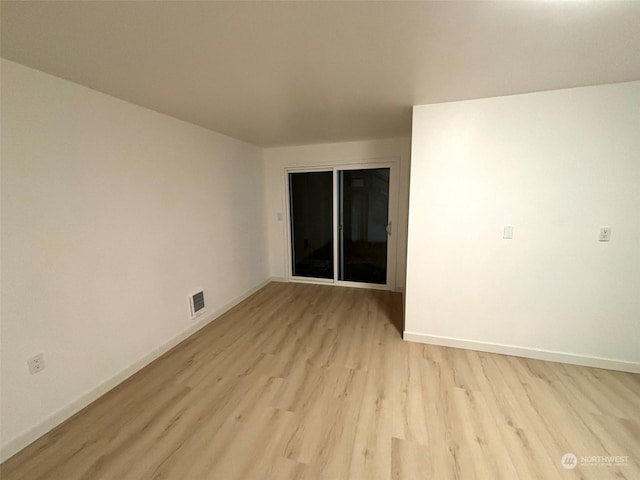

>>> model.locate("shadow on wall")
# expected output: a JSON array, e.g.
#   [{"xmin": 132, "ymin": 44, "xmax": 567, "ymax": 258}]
[{"xmin": 373, "ymin": 290, "xmax": 404, "ymax": 337}]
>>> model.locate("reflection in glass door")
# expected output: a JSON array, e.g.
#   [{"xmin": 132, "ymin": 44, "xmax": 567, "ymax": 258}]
[
  {"xmin": 289, "ymin": 171, "xmax": 334, "ymax": 279},
  {"xmin": 338, "ymin": 168, "xmax": 390, "ymax": 284}
]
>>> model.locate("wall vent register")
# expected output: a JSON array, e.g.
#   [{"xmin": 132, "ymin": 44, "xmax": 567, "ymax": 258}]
[{"xmin": 189, "ymin": 290, "xmax": 206, "ymax": 319}]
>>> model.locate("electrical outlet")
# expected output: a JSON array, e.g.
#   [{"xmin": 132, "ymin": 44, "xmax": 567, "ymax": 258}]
[{"xmin": 28, "ymin": 353, "xmax": 45, "ymax": 374}]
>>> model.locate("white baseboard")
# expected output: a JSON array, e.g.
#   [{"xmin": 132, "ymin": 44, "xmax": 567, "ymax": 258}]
[
  {"xmin": 403, "ymin": 331, "xmax": 640, "ymax": 374},
  {"xmin": 0, "ymin": 278, "xmax": 273, "ymax": 463},
  {"xmin": 268, "ymin": 276, "xmax": 287, "ymax": 283}
]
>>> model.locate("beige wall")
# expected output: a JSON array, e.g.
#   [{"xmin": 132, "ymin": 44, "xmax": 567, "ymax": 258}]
[
  {"xmin": 263, "ymin": 138, "xmax": 411, "ymax": 290},
  {"xmin": 406, "ymin": 81, "xmax": 640, "ymax": 372},
  {"xmin": 0, "ymin": 60, "xmax": 269, "ymax": 458}
]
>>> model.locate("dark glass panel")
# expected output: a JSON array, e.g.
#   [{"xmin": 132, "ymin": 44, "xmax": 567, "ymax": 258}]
[
  {"xmin": 289, "ymin": 172, "xmax": 334, "ymax": 279},
  {"xmin": 339, "ymin": 168, "xmax": 389, "ymax": 284}
]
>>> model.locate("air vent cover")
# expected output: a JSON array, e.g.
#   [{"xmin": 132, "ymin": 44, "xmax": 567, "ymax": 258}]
[{"xmin": 189, "ymin": 290, "xmax": 206, "ymax": 319}]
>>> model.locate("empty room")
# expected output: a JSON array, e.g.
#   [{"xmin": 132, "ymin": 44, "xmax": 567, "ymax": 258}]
[{"xmin": 1, "ymin": 1, "xmax": 638, "ymax": 479}]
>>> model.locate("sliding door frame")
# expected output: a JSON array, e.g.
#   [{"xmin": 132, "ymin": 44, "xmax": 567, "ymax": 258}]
[
  {"xmin": 285, "ymin": 167, "xmax": 335, "ymax": 285},
  {"xmin": 283, "ymin": 159, "xmax": 399, "ymax": 291}
]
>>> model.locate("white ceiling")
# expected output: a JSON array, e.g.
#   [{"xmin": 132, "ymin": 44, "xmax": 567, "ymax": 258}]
[{"xmin": 2, "ymin": 1, "xmax": 639, "ymax": 147}]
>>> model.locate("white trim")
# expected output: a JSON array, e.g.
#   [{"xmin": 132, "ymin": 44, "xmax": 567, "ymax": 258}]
[
  {"xmin": 290, "ymin": 276, "xmax": 334, "ymax": 285},
  {"xmin": 335, "ymin": 280, "xmax": 394, "ymax": 291},
  {"xmin": 284, "ymin": 166, "xmax": 337, "ymax": 286},
  {"xmin": 333, "ymin": 168, "xmax": 339, "ymax": 287},
  {"xmin": 0, "ymin": 277, "xmax": 274, "ymax": 463},
  {"xmin": 402, "ymin": 331, "xmax": 640, "ymax": 374},
  {"xmin": 268, "ymin": 276, "xmax": 287, "ymax": 283},
  {"xmin": 285, "ymin": 277, "xmax": 400, "ymax": 292}
]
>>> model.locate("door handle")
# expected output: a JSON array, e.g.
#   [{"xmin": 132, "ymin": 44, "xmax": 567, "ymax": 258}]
[{"xmin": 386, "ymin": 222, "xmax": 392, "ymax": 236}]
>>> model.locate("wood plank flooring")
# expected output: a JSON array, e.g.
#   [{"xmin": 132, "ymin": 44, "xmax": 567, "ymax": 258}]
[{"xmin": 2, "ymin": 282, "xmax": 639, "ymax": 479}]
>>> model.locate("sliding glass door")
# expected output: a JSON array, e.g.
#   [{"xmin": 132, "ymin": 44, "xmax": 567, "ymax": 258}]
[
  {"xmin": 289, "ymin": 171, "xmax": 334, "ymax": 279},
  {"xmin": 288, "ymin": 165, "xmax": 393, "ymax": 287},
  {"xmin": 338, "ymin": 168, "xmax": 389, "ymax": 284}
]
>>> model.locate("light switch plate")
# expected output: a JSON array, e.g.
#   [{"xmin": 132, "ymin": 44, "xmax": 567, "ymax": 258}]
[
  {"xmin": 503, "ymin": 225, "xmax": 514, "ymax": 239},
  {"xmin": 599, "ymin": 227, "xmax": 611, "ymax": 242}
]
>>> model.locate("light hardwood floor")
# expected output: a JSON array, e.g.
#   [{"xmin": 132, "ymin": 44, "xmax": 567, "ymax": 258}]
[{"xmin": 2, "ymin": 282, "xmax": 639, "ymax": 479}]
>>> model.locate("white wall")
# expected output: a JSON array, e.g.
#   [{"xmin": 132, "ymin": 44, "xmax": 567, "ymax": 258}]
[
  {"xmin": 0, "ymin": 60, "xmax": 269, "ymax": 458},
  {"xmin": 263, "ymin": 138, "xmax": 411, "ymax": 289},
  {"xmin": 405, "ymin": 81, "xmax": 640, "ymax": 372}
]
